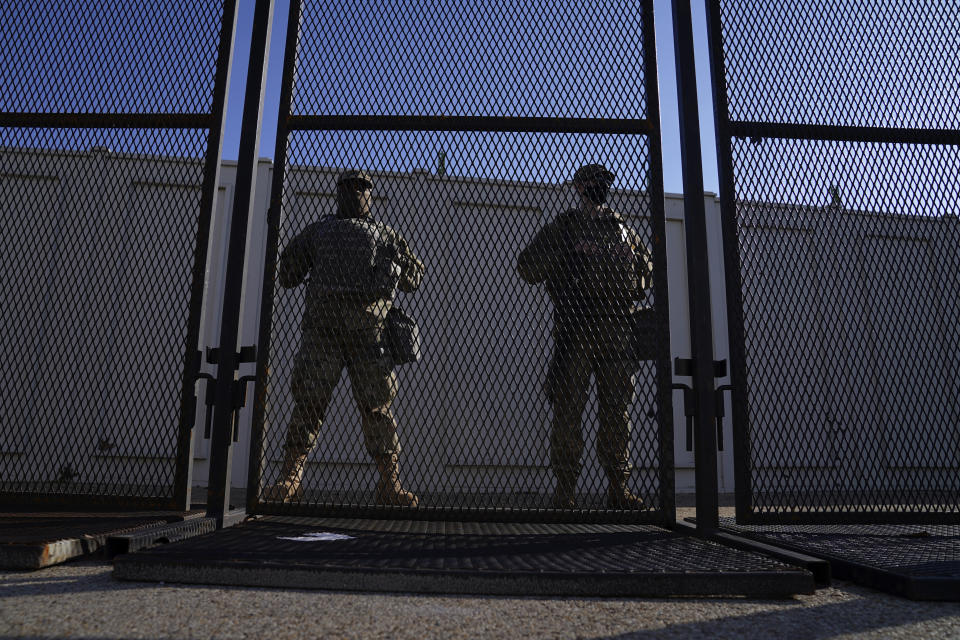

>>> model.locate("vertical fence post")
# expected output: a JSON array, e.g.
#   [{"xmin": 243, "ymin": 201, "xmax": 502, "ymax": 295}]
[
  {"xmin": 244, "ymin": 0, "xmax": 302, "ymax": 517},
  {"xmin": 206, "ymin": 0, "xmax": 276, "ymax": 526},
  {"xmin": 174, "ymin": 0, "xmax": 241, "ymax": 514},
  {"xmin": 642, "ymin": 0, "xmax": 677, "ymax": 525},
  {"xmin": 671, "ymin": 0, "xmax": 720, "ymax": 530},
  {"xmin": 702, "ymin": 0, "xmax": 752, "ymax": 523}
]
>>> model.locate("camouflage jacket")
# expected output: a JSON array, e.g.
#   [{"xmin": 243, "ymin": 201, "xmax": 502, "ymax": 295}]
[{"xmin": 278, "ymin": 215, "xmax": 425, "ymax": 331}]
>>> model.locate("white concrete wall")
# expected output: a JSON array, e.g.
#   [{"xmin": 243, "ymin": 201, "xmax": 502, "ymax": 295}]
[
  {"xmin": 736, "ymin": 203, "xmax": 960, "ymax": 494},
  {"xmin": 0, "ymin": 147, "xmax": 216, "ymax": 488},
  {"xmin": 0, "ymin": 147, "xmax": 733, "ymax": 494},
  {"xmin": 26, "ymin": 148, "xmax": 941, "ymax": 499},
  {"xmin": 213, "ymin": 166, "xmax": 960, "ymax": 497}
]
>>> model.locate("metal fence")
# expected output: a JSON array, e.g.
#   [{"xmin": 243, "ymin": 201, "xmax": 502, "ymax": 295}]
[
  {"xmin": 11, "ymin": 0, "xmax": 953, "ymax": 528},
  {"xmin": 0, "ymin": 1, "xmax": 237, "ymax": 510},
  {"xmin": 244, "ymin": 0, "xmax": 676, "ymax": 523},
  {"xmin": 706, "ymin": 0, "xmax": 960, "ymax": 523}
]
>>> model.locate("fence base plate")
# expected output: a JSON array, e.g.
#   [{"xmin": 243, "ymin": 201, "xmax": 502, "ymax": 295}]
[
  {"xmin": 0, "ymin": 511, "xmax": 202, "ymax": 570},
  {"xmin": 113, "ymin": 516, "xmax": 814, "ymax": 597},
  {"xmin": 710, "ymin": 518, "xmax": 960, "ymax": 601}
]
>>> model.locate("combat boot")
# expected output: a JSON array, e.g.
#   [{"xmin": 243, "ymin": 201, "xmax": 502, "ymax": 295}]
[
  {"xmin": 374, "ymin": 454, "xmax": 419, "ymax": 507},
  {"xmin": 550, "ymin": 469, "xmax": 578, "ymax": 509},
  {"xmin": 605, "ymin": 469, "xmax": 645, "ymax": 510},
  {"xmin": 263, "ymin": 450, "xmax": 307, "ymax": 503}
]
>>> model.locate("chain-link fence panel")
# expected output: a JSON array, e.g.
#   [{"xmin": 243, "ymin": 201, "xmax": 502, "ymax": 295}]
[
  {"xmin": 706, "ymin": 0, "xmax": 960, "ymax": 523},
  {"xmin": 0, "ymin": 1, "xmax": 236, "ymax": 509},
  {"xmin": 247, "ymin": 0, "xmax": 675, "ymax": 523}
]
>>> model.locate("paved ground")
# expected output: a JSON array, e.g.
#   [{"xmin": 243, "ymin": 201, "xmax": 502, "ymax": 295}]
[
  {"xmin": 1, "ymin": 507, "xmax": 958, "ymax": 639},
  {"xmin": 1, "ymin": 557, "xmax": 959, "ymax": 640}
]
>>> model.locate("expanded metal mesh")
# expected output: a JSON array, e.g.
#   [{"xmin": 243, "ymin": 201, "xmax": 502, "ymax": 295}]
[
  {"xmin": 718, "ymin": 1, "xmax": 959, "ymax": 130},
  {"xmin": 289, "ymin": 2, "xmax": 649, "ymax": 119},
  {"xmin": 249, "ymin": 0, "xmax": 674, "ymax": 522},
  {"xmin": 0, "ymin": 3, "xmax": 224, "ymax": 115},
  {"xmin": 709, "ymin": 0, "xmax": 960, "ymax": 522},
  {"xmin": 719, "ymin": 518, "xmax": 960, "ymax": 586},
  {"xmin": 0, "ymin": 2, "xmax": 232, "ymax": 508}
]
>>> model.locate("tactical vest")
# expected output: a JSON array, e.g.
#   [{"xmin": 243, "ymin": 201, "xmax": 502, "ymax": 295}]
[
  {"xmin": 562, "ymin": 213, "xmax": 638, "ymax": 303},
  {"xmin": 305, "ymin": 216, "xmax": 384, "ymax": 299}
]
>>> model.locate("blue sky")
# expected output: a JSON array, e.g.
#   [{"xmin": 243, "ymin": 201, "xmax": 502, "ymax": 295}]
[{"xmin": 220, "ymin": 0, "xmax": 721, "ymax": 196}]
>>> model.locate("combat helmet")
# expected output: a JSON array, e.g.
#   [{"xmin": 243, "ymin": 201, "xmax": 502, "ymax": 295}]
[
  {"xmin": 336, "ymin": 169, "xmax": 374, "ymax": 189},
  {"xmin": 573, "ymin": 163, "xmax": 615, "ymax": 187}
]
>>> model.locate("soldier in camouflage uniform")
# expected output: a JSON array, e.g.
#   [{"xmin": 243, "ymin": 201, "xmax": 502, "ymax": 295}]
[
  {"xmin": 517, "ymin": 164, "xmax": 651, "ymax": 510},
  {"xmin": 265, "ymin": 170, "xmax": 425, "ymax": 506}
]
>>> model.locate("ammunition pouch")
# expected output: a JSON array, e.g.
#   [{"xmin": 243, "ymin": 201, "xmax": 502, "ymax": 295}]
[
  {"xmin": 372, "ymin": 257, "xmax": 402, "ymax": 298},
  {"xmin": 384, "ymin": 306, "xmax": 421, "ymax": 365}
]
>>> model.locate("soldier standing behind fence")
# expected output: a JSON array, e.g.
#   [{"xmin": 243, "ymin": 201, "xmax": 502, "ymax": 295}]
[
  {"xmin": 265, "ymin": 170, "xmax": 425, "ymax": 506},
  {"xmin": 517, "ymin": 164, "xmax": 652, "ymax": 509}
]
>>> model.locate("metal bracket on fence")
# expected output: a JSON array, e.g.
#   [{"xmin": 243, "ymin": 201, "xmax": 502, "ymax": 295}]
[
  {"xmin": 674, "ymin": 357, "xmax": 726, "ymax": 378},
  {"xmin": 194, "ymin": 371, "xmax": 216, "ymax": 439},
  {"xmin": 206, "ymin": 345, "xmax": 258, "ymax": 366},
  {"xmin": 674, "ymin": 358, "xmax": 729, "ymax": 452},
  {"xmin": 231, "ymin": 375, "xmax": 257, "ymax": 442},
  {"xmin": 198, "ymin": 346, "xmax": 257, "ymax": 439},
  {"xmin": 713, "ymin": 385, "xmax": 733, "ymax": 452},
  {"xmin": 671, "ymin": 382, "xmax": 695, "ymax": 451}
]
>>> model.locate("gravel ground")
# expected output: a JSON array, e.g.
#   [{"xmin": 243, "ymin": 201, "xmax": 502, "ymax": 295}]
[{"xmin": 1, "ymin": 557, "xmax": 959, "ymax": 640}]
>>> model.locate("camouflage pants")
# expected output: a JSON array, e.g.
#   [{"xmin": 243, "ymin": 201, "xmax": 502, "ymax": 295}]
[
  {"xmin": 284, "ymin": 325, "xmax": 400, "ymax": 459},
  {"xmin": 546, "ymin": 318, "xmax": 635, "ymax": 477}
]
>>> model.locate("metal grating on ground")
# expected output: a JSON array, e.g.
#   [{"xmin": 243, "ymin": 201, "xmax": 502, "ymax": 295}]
[
  {"xmin": 714, "ymin": 518, "xmax": 960, "ymax": 601},
  {"xmin": 255, "ymin": 516, "xmax": 662, "ymax": 535},
  {"xmin": 113, "ymin": 517, "xmax": 814, "ymax": 597},
  {"xmin": 0, "ymin": 511, "xmax": 201, "ymax": 570}
]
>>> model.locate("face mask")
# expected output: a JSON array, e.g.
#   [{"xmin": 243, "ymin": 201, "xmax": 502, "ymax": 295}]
[
  {"xmin": 337, "ymin": 182, "xmax": 371, "ymax": 217},
  {"xmin": 582, "ymin": 183, "xmax": 609, "ymax": 205}
]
